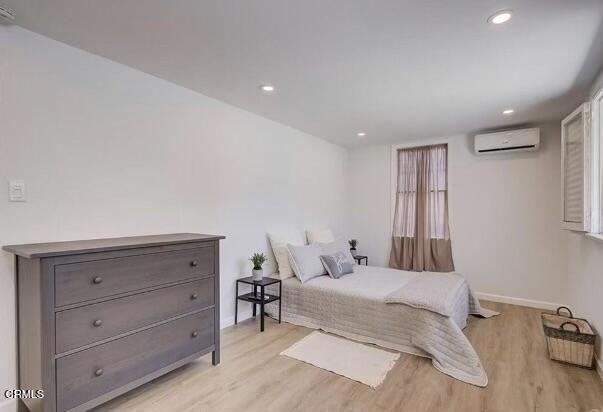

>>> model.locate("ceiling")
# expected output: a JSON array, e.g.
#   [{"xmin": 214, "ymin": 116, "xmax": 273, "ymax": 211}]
[{"xmin": 4, "ymin": 0, "xmax": 603, "ymax": 147}]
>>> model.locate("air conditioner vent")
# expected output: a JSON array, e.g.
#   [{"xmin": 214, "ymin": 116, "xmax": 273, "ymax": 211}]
[{"xmin": 474, "ymin": 128, "xmax": 540, "ymax": 155}]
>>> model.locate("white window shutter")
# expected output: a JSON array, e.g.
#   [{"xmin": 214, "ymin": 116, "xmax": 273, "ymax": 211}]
[{"xmin": 561, "ymin": 103, "xmax": 591, "ymax": 231}]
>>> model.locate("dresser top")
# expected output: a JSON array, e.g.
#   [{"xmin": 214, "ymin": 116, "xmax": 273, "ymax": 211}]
[{"xmin": 3, "ymin": 233, "xmax": 225, "ymax": 259}]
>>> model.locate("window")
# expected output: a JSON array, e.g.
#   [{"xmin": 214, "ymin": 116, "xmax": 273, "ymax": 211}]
[
  {"xmin": 563, "ymin": 88, "xmax": 603, "ymax": 236},
  {"xmin": 389, "ymin": 144, "xmax": 454, "ymax": 272},
  {"xmin": 394, "ymin": 147, "xmax": 448, "ymax": 238},
  {"xmin": 561, "ymin": 103, "xmax": 591, "ymax": 231}
]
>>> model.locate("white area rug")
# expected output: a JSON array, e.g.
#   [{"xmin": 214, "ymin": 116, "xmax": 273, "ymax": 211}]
[{"xmin": 280, "ymin": 331, "xmax": 400, "ymax": 388}]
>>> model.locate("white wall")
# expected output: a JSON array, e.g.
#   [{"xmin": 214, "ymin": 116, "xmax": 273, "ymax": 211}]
[
  {"xmin": 0, "ymin": 26, "xmax": 349, "ymax": 409},
  {"xmin": 565, "ymin": 67, "xmax": 603, "ymax": 373},
  {"xmin": 349, "ymin": 123, "xmax": 568, "ymax": 306}
]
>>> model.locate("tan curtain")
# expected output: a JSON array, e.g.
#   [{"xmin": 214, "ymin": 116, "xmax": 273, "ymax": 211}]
[{"xmin": 389, "ymin": 144, "xmax": 455, "ymax": 272}]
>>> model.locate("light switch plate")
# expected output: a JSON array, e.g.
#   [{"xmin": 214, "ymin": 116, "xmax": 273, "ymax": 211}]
[{"xmin": 8, "ymin": 180, "xmax": 26, "ymax": 202}]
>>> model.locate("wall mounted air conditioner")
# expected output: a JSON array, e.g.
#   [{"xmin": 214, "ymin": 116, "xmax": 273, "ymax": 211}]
[{"xmin": 474, "ymin": 128, "xmax": 540, "ymax": 155}]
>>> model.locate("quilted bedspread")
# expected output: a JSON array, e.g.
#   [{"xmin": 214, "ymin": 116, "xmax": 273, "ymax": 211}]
[
  {"xmin": 384, "ymin": 271, "xmax": 498, "ymax": 319},
  {"xmin": 265, "ymin": 265, "xmax": 499, "ymax": 387}
]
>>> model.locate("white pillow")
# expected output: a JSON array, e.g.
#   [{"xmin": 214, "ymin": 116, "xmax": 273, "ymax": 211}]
[
  {"xmin": 306, "ymin": 228, "xmax": 335, "ymax": 244},
  {"xmin": 268, "ymin": 231, "xmax": 306, "ymax": 280},
  {"xmin": 287, "ymin": 243, "xmax": 327, "ymax": 283},
  {"xmin": 319, "ymin": 240, "xmax": 356, "ymax": 265}
]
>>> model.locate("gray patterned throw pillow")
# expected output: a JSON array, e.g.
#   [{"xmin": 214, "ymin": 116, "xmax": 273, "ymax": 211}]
[{"xmin": 320, "ymin": 252, "xmax": 354, "ymax": 279}]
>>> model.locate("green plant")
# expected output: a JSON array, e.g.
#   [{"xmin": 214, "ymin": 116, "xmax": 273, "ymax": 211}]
[
  {"xmin": 250, "ymin": 252, "xmax": 268, "ymax": 270},
  {"xmin": 348, "ymin": 239, "xmax": 358, "ymax": 249}
]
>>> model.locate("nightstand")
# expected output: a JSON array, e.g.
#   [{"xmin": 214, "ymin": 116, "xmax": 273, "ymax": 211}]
[
  {"xmin": 235, "ymin": 276, "xmax": 281, "ymax": 331},
  {"xmin": 353, "ymin": 255, "xmax": 368, "ymax": 265}
]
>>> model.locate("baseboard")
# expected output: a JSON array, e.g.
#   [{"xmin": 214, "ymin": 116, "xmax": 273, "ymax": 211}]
[
  {"xmin": 476, "ymin": 292, "xmax": 564, "ymax": 311},
  {"xmin": 0, "ymin": 399, "xmax": 16, "ymax": 412},
  {"xmin": 596, "ymin": 354, "xmax": 603, "ymax": 382}
]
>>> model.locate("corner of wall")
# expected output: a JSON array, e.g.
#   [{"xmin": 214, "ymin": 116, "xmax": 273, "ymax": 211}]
[
  {"xmin": 591, "ymin": 67, "xmax": 603, "ymax": 98},
  {"xmin": 220, "ymin": 309, "xmax": 253, "ymax": 330}
]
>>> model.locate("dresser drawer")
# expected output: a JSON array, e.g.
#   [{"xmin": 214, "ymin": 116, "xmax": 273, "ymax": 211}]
[
  {"xmin": 55, "ymin": 277, "xmax": 214, "ymax": 354},
  {"xmin": 55, "ymin": 246, "xmax": 214, "ymax": 307},
  {"xmin": 56, "ymin": 309, "xmax": 213, "ymax": 412}
]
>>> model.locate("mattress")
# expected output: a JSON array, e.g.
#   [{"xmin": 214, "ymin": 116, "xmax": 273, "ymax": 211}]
[{"xmin": 266, "ymin": 265, "xmax": 492, "ymax": 386}]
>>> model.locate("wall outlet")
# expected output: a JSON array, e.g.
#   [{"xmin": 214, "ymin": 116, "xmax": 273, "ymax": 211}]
[{"xmin": 8, "ymin": 180, "xmax": 26, "ymax": 202}]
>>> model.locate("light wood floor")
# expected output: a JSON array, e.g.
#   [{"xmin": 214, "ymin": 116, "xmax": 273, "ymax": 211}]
[{"xmin": 95, "ymin": 302, "xmax": 603, "ymax": 412}]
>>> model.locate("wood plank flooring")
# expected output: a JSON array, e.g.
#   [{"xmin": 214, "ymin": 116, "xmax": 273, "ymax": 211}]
[{"xmin": 94, "ymin": 302, "xmax": 603, "ymax": 412}]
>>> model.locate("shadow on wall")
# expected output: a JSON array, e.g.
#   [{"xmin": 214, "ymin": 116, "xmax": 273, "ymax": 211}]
[
  {"xmin": 523, "ymin": 19, "xmax": 603, "ymax": 123},
  {"xmin": 572, "ymin": 17, "xmax": 603, "ymax": 94},
  {"xmin": 516, "ymin": 20, "xmax": 603, "ymax": 124}
]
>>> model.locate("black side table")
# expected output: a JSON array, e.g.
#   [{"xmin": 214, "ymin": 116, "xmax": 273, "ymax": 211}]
[
  {"xmin": 235, "ymin": 276, "xmax": 281, "ymax": 331},
  {"xmin": 353, "ymin": 255, "xmax": 368, "ymax": 265}
]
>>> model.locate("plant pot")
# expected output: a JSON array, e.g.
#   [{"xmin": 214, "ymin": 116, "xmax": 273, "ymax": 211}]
[
  {"xmin": 252, "ymin": 268, "xmax": 263, "ymax": 281},
  {"xmin": 350, "ymin": 248, "xmax": 357, "ymax": 257}
]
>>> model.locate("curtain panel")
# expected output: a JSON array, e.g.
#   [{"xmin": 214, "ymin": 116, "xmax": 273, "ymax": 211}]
[{"xmin": 389, "ymin": 144, "xmax": 455, "ymax": 272}]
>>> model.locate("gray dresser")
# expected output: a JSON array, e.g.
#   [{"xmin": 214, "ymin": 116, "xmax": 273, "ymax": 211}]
[{"xmin": 3, "ymin": 233, "xmax": 224, "ymax": 412}]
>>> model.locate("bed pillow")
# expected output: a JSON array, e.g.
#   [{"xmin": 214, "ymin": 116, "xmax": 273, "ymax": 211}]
[
  {"xmin": 319, "ymin": 240, "xmax": 356, "ymax": 265},
  {"xmin": 268, "ymin": 231, "xmax": 306, "ymax": 280},
  {"xmin": 306, "ymin": 228, "xmax": 335, "ymax": 244},
  {"xmin": 287, "ymin": 243, "xmax": 327, "ymax": 283},
  {"xmin": 320, "ymin": 252, "xmax": 354, "ymax": 279}
]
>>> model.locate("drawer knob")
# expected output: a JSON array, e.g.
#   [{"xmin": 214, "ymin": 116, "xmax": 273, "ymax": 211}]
[
  {"xmin": 191, "ymin": 331, "xmax": 199, "ymax": 338},
  {"xmin": 94, "ymin": 368, "xmax": 104, "ymax": 377},
  {"xmin": 190, "ymin": 260, "xmax": 198, "ymax": 267},
  {"xmin": 93, "ymin": 319, "xmax": 103, "ymax": 327},
  {"xmin": 92, "ymin": 276, "xmax": 103, "ymax": 285},
  {"xmin": 191, "ymin": 293, "xmax": 198, "ymax": 300}
]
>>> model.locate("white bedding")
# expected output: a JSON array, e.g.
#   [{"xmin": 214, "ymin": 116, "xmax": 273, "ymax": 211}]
[
  {"xmin": 266, "ymin": 265, "xmax": 496, "ymax": 386},
  {"xmin": 385, "ymin": 272, "xmax": 468, "ymax": 316}
]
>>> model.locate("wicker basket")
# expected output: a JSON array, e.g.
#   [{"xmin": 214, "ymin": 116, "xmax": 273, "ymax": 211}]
[{"xmin": 541, "ymin": 306, "xmax": 596, "ymax": 369}]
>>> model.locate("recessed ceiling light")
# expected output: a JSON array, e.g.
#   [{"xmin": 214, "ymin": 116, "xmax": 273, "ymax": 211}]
[
  {"xmin": 259, "ymin": 84, "xmax": 275, "ymax": 93},
  {"xmin": 488, "ymin": 10, "xmax": 513, "ymax": 25},
  {"xmin": 357, "ymin": 132, "xmax": 366, "ymax": 137},
  {"xmin": 502, "ymin": 109, "xmax": 514, "ymax": 115}
]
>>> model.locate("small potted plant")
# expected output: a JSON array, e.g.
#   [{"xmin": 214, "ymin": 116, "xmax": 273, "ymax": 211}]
[
  {"xmin": 250, "ymin": 252, "xmax": 268, "ymax": 281},
  {"xmin": 348, "ymin": 239, "xmax": 358, "ymax": 256}
]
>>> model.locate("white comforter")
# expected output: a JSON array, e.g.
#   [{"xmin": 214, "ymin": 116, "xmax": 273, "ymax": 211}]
[
  {"xmin": 385, "ymin": 271, "xmax": 498, "ymax": 319},
  {"xmin": 266, "ymin": 265, "xmax": 497, "ymax": 386}
]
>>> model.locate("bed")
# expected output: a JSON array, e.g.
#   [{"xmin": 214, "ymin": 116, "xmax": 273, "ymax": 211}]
[{"xmin": 266, "ymin": 265, "xmax": 496, "ymax": 386}]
